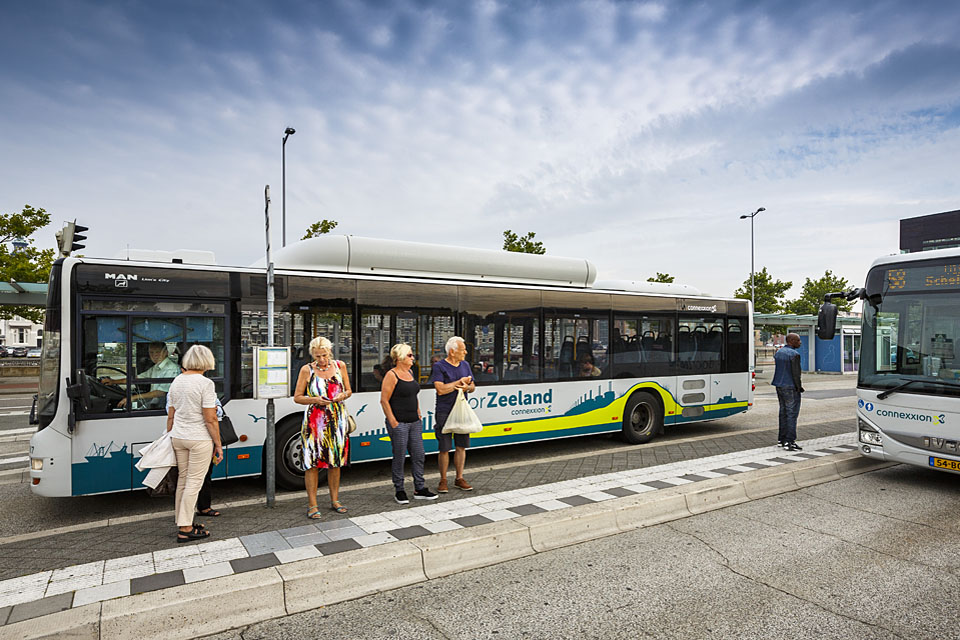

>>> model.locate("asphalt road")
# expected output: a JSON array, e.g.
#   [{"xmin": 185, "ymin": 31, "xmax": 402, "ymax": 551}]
[
  {"xmin": 202, "ymin": 462, "xmax": 960, "ymax": 640},
  {"xmin": 0, "ymin": 374, "xmax": 857, "ymax": 539}
]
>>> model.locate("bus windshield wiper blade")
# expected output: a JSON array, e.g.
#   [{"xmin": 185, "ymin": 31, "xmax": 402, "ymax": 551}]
[{"xmin": 877, "ymin": 378, "xmax": 960, "ymax": 400}]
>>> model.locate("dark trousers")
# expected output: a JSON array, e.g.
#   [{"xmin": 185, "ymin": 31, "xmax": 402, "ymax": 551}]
[
  {"xmin": 776, "ymin": 387, "xmax": 801, "ymax": 443},
  {"xmin": 388, "ymin": 419, "xmax": 426, "ymax": 492},
  {"xmin": 196, "ymin": 463, "xmax": 213, "ymax": 512}
]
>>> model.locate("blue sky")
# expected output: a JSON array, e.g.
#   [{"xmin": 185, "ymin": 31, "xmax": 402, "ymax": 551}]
[{"xmin": 2, "ymin": 0, "xmax": 959, "ymax": 299}]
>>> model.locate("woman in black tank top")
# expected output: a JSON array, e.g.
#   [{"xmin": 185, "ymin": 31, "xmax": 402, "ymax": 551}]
[{"xmin": 380, "ymin": 343, "xmax": 437, "ymax": 504}]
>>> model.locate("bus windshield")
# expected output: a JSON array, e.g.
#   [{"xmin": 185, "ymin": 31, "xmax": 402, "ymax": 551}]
[{"xmin": 860, "ymin": 263, "xmax": 960, "ymax": 397}]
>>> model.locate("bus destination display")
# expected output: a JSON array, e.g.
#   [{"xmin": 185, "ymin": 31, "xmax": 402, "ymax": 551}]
[{"xmin": 887, "ymin": 263, "xmax": 960, "ymax": 292}]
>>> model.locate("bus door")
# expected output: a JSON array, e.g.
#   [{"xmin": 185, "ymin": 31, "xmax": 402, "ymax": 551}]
[
  {"xmin": 74, "ymin": 300, "xmax": 228, "ymax": 495},
  {"xmin": 677, "ymin": 315, "xmax": 724, "ymax": 418}
]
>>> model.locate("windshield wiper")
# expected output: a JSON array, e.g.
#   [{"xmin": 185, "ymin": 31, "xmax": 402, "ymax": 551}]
[{"xmin": 877, "ymin": 378, "xmax": 960, "ymax": 400}]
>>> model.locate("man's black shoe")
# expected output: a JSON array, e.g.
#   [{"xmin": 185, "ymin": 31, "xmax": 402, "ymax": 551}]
[
  {"xmin": 785, "ymin": 442, "xmax": 803, "ymax": 451},
  {"xmin": 414, "ymin": 488, "xmax": 438, "ymax": 500},
  {"xmin": 777, "ymin": 441, "xmax": 784, "ymax": 448},
  {"xmin": 395, "ymin": 491, "xmax": 409, "ymax": 505}
]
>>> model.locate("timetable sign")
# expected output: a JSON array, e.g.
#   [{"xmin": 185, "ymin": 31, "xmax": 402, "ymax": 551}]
[{"xmin": 255, "ymin": 346, "xmax": 291, "ymax": 399}]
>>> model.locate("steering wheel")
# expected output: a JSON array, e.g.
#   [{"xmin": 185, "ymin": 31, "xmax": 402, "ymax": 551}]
[
  {"xmin": 95, "ymin": 365, "xmax": 128, "ymax": 379},
  {"xmin": 81, "ymin": 370, "xmax": 127, "ymax": 403}
]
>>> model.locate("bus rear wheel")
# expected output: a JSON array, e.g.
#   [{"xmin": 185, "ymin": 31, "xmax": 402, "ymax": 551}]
[
  {"xmin": 622, "ymin": 391, "xmax": 663, "ymax": 444},
  {"xmin": 275, "ymin": 419, "xmax": 325, "ymax": 490}
]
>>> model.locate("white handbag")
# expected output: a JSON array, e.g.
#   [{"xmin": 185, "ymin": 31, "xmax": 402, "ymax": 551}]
[{"xmin": 441, "ymin": 389, "xmax": 484, "ymax": 434}]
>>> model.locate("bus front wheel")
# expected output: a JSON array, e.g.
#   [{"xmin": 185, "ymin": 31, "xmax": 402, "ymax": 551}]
[
  {"xmin": 274, "ymin": 419, "xmax": 326, "ymax": 490},
  {"xmin": 622, "ymin": 391, "xmax": 663, "ymax": 444}
]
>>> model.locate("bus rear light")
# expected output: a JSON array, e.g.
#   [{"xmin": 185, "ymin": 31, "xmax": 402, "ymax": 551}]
[
  {"xmin": 752, "ymin": 384, "xmax": 756, "ymax": 391},
  {"xmin": 239, "ymin": 435, "xmax": 248, "ymax": 442},
  {"xmin": 236, "ymin": 454, "xmax": 250, "ymax": 460},
  {"xmin": 360, "ymin": 441, "xmax": 371, "ymax": 447},
  {"xmin": 31, "ymin": 458, "xmax": 43, "ymax": 471},
  {"xmin": 32, "ymin": 478, "xmax": 40, "ymax": 485}
]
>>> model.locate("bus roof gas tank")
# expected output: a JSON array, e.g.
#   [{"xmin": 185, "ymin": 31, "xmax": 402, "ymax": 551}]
[
  {"xmin": 261, "ymin": 235, "xmax": 598, "ymax": 287},
  {"xmin": 592, "ymin": 279, "xmax": 702, "ymax": 296}
]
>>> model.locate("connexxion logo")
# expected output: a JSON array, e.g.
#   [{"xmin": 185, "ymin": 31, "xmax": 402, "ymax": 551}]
[{"xmin": 860, "ymin": 399, "xmax": 945, "ymax": 425}]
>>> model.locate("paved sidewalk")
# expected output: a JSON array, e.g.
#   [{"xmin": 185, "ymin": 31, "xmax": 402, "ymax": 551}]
[
  {"xmin": 0, "ymin": 432, "xmax": 860, "ymax": 630},
  {"xmin": 0, "ymin": 417, "xmax": 854, "ymax": 583}
]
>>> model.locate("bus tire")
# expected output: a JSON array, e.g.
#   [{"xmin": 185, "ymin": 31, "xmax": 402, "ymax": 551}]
[
  {"xmin": 275, "ymin": 417, "xmax": 326, "ymax": 490},
  {"xmin": 622, "ymin": 391, "xmax": 663, "ymax": 444}
]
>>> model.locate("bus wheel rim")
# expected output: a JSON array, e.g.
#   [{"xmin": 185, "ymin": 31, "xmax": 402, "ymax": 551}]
[
  {"xmin": 631, "ymin": 402, "xmax": 652, "ymax": 433},
  {"xmin": 282, "ymin": 433, "xmax": 303, "ymax": 473}
]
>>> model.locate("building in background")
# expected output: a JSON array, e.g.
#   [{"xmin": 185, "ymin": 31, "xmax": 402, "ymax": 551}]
[
  {"xmin": 0, "ymin": 316, "xmax": 43, "ymax": 348},
  {"xmin": 900, "ymin": 210, "xmax": 960, "ymax": 253}
]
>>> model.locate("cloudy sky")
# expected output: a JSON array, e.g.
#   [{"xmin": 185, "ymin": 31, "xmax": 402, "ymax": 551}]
[{"xmin": 1, "ymin": 0, "xmax": 958, "ymax": 299}]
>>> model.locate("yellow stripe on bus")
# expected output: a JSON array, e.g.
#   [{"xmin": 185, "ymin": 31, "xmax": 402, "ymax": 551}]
[{"xmin": 378, "ymin": 382, "xmax": 746, "ymax": 442}]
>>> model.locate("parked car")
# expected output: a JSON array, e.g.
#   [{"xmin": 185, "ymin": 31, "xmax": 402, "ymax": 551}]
[
  {"xmin": 0, "ymin": 345, "xmax": 8, "ymax": 357},
  {"xmin": 10, "ymin": 347, "xmax": 28, "ymax": 357},
  {"xmin": 26, "ymin": 348, "xmax": 42, "ymax": 358}
]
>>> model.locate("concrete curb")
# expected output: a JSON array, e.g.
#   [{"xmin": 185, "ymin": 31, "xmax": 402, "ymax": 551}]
[{"xmin": 1, "ymin": 451, "xmax": 893, "ymax": 640}]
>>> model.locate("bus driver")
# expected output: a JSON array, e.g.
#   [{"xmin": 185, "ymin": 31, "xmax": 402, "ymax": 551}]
[{"xmin": 104, "ymin": 341, "xmax": 181, "ymax": 408}]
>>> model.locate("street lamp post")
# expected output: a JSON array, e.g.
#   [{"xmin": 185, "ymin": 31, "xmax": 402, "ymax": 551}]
[
  {"xmin": 739, "ymin": 207, "xmax": 765, "ymax": 311},
  {"xmin": 282, "ymin": 127, "xmax": 296, "ymax": 247}
]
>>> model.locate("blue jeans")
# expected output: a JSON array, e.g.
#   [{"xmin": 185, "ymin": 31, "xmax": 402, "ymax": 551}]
[
  {"xmin": 776, "ymin": 387, "xmax": 801, "ymax": 443},
  {"xmin": 387, "ymin": 419, "xmax": 426, "ymax": 492}
]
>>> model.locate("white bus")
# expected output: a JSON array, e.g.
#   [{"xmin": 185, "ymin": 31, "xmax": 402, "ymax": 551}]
[
  {"xmin": 30, "ymin": 236, "xmax": 753, "ymax": 497},
  {"xmin": 821, "ymin": 247, "xmax": 960, "ymax": 473}
]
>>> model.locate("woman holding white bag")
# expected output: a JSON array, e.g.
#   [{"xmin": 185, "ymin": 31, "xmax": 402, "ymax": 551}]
[{"xmin": 429, "ymin": 336, "xmax": 477, "ymax": 492}]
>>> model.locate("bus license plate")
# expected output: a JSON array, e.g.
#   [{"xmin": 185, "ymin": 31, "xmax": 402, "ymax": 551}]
[{"xmin": 929, "ymin": 456, "xmax": 960, "ymax": 471}]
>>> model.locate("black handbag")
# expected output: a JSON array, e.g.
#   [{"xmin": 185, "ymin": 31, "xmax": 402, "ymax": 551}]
[
  {"xmin": 219, "ymin": 413, "xmax": 239, "ymax": 446},
  {"xmin": 146, "ymin": 467, "xmax": 178, "ymax": 498}
]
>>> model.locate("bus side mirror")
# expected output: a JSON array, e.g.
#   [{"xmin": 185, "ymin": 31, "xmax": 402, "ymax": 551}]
[{"xmin": 817, "ymin": 302, "xmax": 838, "ymax": 340}]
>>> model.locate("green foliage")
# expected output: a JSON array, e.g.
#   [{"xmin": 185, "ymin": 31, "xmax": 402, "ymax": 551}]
[
  {"xmin": 302, "ymin": 219, "xmax": 338, "ymax": 239},
  {"xmin": 647, "ymin": 272, "xmax": 675, "ymax": 283},
  {"xmin": 783, "ymin": 270, "xmax": 853, "ymax": 315},
  {"xmin": 502, "ymin": 230, "xmax": 546, "ymax": 254},
  {"xmin": 734, "ymin": 266, "xmax": 792, "ymax": 313},
  {"xmin": 0, "ymin": 205, "xmax": 54, "ymax": 324}
]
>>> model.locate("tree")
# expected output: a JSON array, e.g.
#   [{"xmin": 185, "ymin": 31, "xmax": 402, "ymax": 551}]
[
  {"xmin": 647, "ymin": 272, "xmax": 675, "ymax": 283},
  {"xmin": 0, "ymin": 205, "xmax": 55, "ymax": 323},
  {"xmin": 733, "ymin": 267, "xmax": 792, "ymax": 314},
  {"xmin": 502, "ymin": 230, "xmax": 546, "ymax": 254},
  {"xmin": 783, "ymin": 270, "xmax": 853, "ymax": 315},
  {"xmin": 302, "ymin": 219, "xmax": 338, "ymax": 239}
]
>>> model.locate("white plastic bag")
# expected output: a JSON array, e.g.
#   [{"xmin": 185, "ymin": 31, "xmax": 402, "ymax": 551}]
[{"xmin": 442, "ymin": 389, "xmax": 484, "ymax": 434}]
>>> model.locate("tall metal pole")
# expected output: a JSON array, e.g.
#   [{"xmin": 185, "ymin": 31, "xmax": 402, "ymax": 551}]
[
  {"xmin": 282, "ymin": 127, "xmax": 295, "ymax": 248},
  {"xmin": 264, "ymin": 185, "xmax": 276, "ymax": 508},
  {"xmin": 750, "ymin": 215, "xmax": 755, "ymax": 311},
  {"xmin": 739, "ymin": 207, "xmax": 764, "ymax": 312}
]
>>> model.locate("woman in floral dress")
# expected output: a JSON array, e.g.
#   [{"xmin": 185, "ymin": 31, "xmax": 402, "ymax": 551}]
[{"xmin": 293, "ymin": 336, "xmax": 353, "ymax": 519}]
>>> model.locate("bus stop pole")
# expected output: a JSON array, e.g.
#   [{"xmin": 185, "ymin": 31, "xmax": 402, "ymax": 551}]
[{"xmin": 264, "ymin": 185, "xmax": 276, "ymax": 508}]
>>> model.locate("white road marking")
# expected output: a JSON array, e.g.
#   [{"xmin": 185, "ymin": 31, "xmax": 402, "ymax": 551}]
[
  {"xmin": 0, "ymin": 455, "xmax": 29, "ymax": 465},
  {"xmin": 0, "ymin": 428, "xmax": 36, "ymax": 436},
  {"xmin": 0, "ymin": 410, "xmax": 30, "ymax": 416}
]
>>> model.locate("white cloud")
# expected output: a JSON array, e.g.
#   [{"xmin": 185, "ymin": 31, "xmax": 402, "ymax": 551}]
[{"xmin": 0, "ymin": 0, "xmax": 958, "ymax": 303}]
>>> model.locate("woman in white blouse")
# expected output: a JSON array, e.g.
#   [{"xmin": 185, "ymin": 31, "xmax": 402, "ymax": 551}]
[{"xmin": 166, "ymin": 345, "xmax": 223, "ymax": 542}]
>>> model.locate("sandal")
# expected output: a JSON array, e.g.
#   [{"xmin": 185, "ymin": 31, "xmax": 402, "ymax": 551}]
[
  {"xmin": 177, "ymin": 528, "xmax": 210, "ymax": 543},
  {"xmin": 197, "ymin": 508, "xmax": 221, "ymax": 517},
  {"xmin": 331, "ymin": 501, "xmax": 347, "ymax": 514},
  {"xmin": 306, "ymin": 506, "xmax": 322, "ymax": 520}
]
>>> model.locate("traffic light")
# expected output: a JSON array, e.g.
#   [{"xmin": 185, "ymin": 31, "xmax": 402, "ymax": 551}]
[{"xmin": 56, "ymin": 221, "xmax": 88, "ymax": 258}]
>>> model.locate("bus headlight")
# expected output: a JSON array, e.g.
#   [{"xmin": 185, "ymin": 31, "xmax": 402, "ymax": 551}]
[
  {"xmin": 858, "ymin": 418, "xmax": 882, "ymax": 446},
  {"xmin": 31, "ymin": 458, "xmax": 43, "ymax": 471}
]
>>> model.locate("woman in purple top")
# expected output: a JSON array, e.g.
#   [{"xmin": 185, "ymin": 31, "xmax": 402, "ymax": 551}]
[{"xmin": 429, "ymin": 336, "xmax": 476, "ymax": 492}]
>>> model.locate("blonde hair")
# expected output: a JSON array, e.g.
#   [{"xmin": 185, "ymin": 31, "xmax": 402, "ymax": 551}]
[
  {"xmin": 390, "ymin": 343, "xmax": 412, "ymax": 364},
  {"xmin": 181, "ymin": 344, "xmax": 215, "ymax": 372},
  {"xmin": 309, "ymin": 336, "xmax": 333, "ymax": 357}
]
